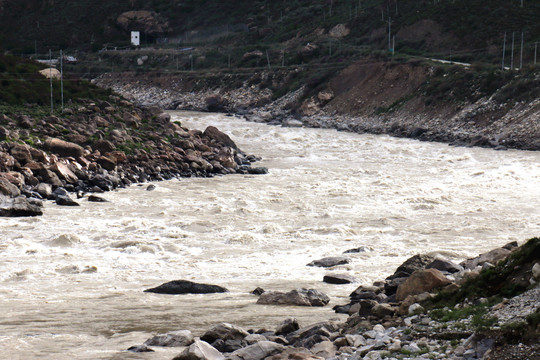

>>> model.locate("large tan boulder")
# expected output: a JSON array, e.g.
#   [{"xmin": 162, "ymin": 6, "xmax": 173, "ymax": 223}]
[
  {"xmin": 45, "ymin": 138, "xmax": 84, "ymax": 158},
  {"xmin": 396, "ymin": 269, "xmax": 451, "ymax": 301}
]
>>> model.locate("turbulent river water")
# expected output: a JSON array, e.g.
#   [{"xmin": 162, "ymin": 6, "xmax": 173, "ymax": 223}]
[{"xmin": 1, "ymin": 111, "xmax": 539, "ymax": 359}]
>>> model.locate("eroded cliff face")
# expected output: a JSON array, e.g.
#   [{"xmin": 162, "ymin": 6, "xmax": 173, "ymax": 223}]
[{"xmin": 95, "ymin": 59, "xmax": 540, "ymax": 151}]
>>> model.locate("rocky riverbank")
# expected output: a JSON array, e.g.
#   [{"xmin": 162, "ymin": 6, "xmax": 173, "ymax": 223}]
[
  {"xmin": 0, "ymin": 98, "xmax": 265, "ymax": 217},
  {"xmin": 94, "ymin": 60, "xmax": 540, "ymax": 151},
  {"xmin": 128, "ymin": 238, "xmax": 540, "ymax": 360}
]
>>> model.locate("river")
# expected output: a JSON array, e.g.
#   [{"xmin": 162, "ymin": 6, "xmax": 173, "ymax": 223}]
[{"xmin": 1, "ymin": 111, "xmax": 539, "ymax": 359}]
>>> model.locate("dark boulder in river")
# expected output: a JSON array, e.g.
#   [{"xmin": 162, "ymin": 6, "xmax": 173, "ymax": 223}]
[{"xmin": 144, "ymin": 280, "xmax": 228, "ymax": 294}]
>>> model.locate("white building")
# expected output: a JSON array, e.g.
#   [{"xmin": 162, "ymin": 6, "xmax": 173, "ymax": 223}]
[{"xmin": 131, "ymin": 31, "xmax": 140, "ymax": 46}]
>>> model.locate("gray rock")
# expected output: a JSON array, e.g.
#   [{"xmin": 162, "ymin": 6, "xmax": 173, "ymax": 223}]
[
  {"xmin": 144, "ymin": 280, "xmax": 228, "ymax": 295},
  {"xmin": 127, "ymin": 344, "xmax": 154, "ymax": 352},
  {"xmin": 461, "ymin": 248, "xmax": 511, "ymax": 270},
  {"xmin": 310, "ymin": 341, "xmax": 336, "ymax": 358},
  {"xmin": 275, "ymin": 318, "xmax": 300, "ymax": 336},
  {"xmin": 257, "ymin": 289, "xmax": 330, "ymax": 307},
  {"xmin": 34, "ymin": 183, "xmax": 53, "ymax": 198},
  {"xmin": 144, "ymin": 330, "xmax": 194, "ymax": 347},
  {"xmin": 0, "ymin": 195, "xmax": 43, "ymax": 217},
  {"xmin": 343, "ymin": 247, "xmax": 368, "ymax": 254},
  {"xmin": 426, "ymin": 259, "xmax": 464, "ymax": 273},
  {"xmin": 55, "ymin": 195, "xmax": 80, "ymax": 206},
  {"xmin": 371, "ymin": 303, "xmax": 395, "ymax": 318},
  {"xmin": 0, "ymin": 177, "xmax": 20, "ymax": 197},
  {"xmin": 386, "ymin": 254, "xmax": 436, "ymax": 280},
  {"xmin": 201, "ymin": 323, "xmax": 249, "ymax": 344},
  {"xmin": 227, "ymin": 341, "xmax": 285, "ymax": 360},
  {"xmin": 173, "ymin": 339, "xmax": 225, "ymax": 360},
  {"xmin": 88, "ymin": 195, "xmax": 108, "ymax": 202},
  {"xmin": 323, "ymin": 273, "xmax": 358, "ymax": 284},
  {"xmin": 307, "ymin": 256, "xmax": 350, "ymax": 268},
  {"xmin": 532, "ymin": 263, "xmax": 540, "ymax": 281}
]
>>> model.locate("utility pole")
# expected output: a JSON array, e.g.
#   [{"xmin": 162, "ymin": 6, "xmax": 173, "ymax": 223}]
[
  {"xmin": 511, "ymin": 32, "xmax": 515, "ymax": 70},
  {"xmin": 60, "ymin": 50, "xmax": 64, "ymax": 113},
  {"xmin": 388, "ymin": 17, "xmax": 392, "ymax": 52},
  {"xmin": 520, "ymin": 32, "xmax": 524, "ymax": 70},
  {"xmin": 502, "ymin": 32, "xmax": 506, "ymax": 71},
  {"xmin": 535, "ymin": 42, "xmax": 538, "ymax": 65},
  {"xmin": 49, "ymin": 49, "xmax": 53, "ymax": 114},
  {"xmin": 392, "ymin": 35, "xmax": 395, "ymax": 57},
  {"xmin": 266, "ymin": 50, "xmax": 271, "ymax": 70}
]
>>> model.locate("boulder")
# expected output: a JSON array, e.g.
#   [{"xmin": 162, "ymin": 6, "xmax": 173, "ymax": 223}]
[
  {"xmin": 144, "ymin": 330, "xmax": 194, "ymax": 347},
  {"xmin": 396, "ymin": 269, "xmax": 452, "ymax": 301},
  {"xmin": 227, "ymin": 341, "xmax": 285, "ymax": 360},
  {"xmin": 310, "ymin": 341, "xmax": 336, "ymax": 358},
  {"xmin": 127, "ymin": 345, "xmax": 154, "ymax": 353},
  {"xmin": 461, "ymin": 248, "xmax": 511, "ymax": 270},
  {"xmin": 323, "ymin": 273, "xmax": 358, "ymax": 284},
  {"xmin": 0, "ymin": 177, "xmax": 20, "ymax": 197},
  {"xmin": 203, "ymin": 126, "xmax": 238, "ymax": 149},
  {"xmin": 10, "ymin": 144, "xmax": 32, "ymax": 164},
  {"xmin": 56, "ymin": 195, "xmax": 80, "ymax": 206},
  {"xmin": 201, "ymin": 323, "xmax": 249, "ymax": 344},
  {"xmin": 371, "ymin": 303, "xmax": 395, "ymax": 318},
  {"xmin": 343, "ymin": 247, "xmax": 368, "ymax": 254},
  {"xmin": 44, "ymin": 137, "xmax": 84, "ymax": 158},
  {"xmin": 532, "ymin": 263, "xmax": 540, "ymax": 281},
  {"xmin": 92, "ymin": 140, "xmax": 116, "ymax": 154},
  {"xmin": 0, "ymin": 194, "xmax": 43, "ymax": 217},
  {"xmin": 97, "ymin": 156, "xmax": 117, "ymax": 171},
  {"xmin": 329, "ymin": 24, "xmax": 350, "ymax": 38},
  {"xmin": 173, "ymin": 339, "xmax": 225, "ymax": 360},
  {"xmin": 256, "ymin": 289, "xmax": 330, "ymax": 307},
  {"xmin": 205, "ymin": 95, "xmax": 229, "ymax": 112},
  {"xmin": 50, "ymin": 163, "xmax": 79, "ymax": 184},
  {"xmin": 307, "ymin": 256, "xmax": 350, "ymax": 268},
  {"xmin": 386, "ymin": 254, "xmax": 436, "ymax": 280},
  {"xmin": 267, "ymin": 349, "xmax": 323, "ymax": 360},
  {"xmin": 426, "ymin": 259, "xmax": 463, "ymax": 273},
  {"xmin": 144, "ymin": 280, "xmax": 228, "ymax": 295},
  {"xmin": 88, "ymin": 195, "xmax": 108, "ymax": 202},
  {"xmin": 34, "ymin": 183, "xmax": 53, "ymax": 198},
  {"xmin": 275, "ymin": 318, "xmax": 300, "ymax": 336}
]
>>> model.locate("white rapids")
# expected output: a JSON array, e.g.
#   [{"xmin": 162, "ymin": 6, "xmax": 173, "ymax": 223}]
[{"xmin": 1, "ymin": 111, "xmax": 539, "ymax": 359}]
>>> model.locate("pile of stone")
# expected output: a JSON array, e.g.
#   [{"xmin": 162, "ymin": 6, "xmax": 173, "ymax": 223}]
[{"xmin": 0, "ymin": 99, "xmax": 266, "ymax": 216}]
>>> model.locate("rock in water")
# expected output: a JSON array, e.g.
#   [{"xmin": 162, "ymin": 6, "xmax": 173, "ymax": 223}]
[
  {"xmin": 307, "ymin": 256, "xmax": 350, "ymax": 268},
  {"xmin": 323, "ymin": 273, "xmax": 358, "ymax": 284},
  {"xmin": 88, "ymin": 195, "xmax": 108, "ymax": 203},
  {"xmin": 0, "ymin": 195, "xmax": 43, "ymax": 217},
  {"xmin": 144, "ymin": 280, "xmax": 228, "ymax": 295},
  {"xmin": 256, "ymin": 289, "xmax": 330, "ymax": 307},
  {"xmin": 55, "ymin": 195, "xmax": 80, "ymax": 206},
  {"xmin": 144, "ymin": 330, "xmax": 194, "ymax": 347}
]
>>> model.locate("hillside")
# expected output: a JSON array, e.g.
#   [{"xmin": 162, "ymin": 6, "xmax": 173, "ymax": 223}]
[{"xmin": 2, "ymin": 0, "xmax": 539, "ymax": 68}]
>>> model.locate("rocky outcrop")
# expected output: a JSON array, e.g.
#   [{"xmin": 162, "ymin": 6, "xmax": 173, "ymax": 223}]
[{"xmin": 144, "ymin": 280, "xmax": 228, "ymax": 295}]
